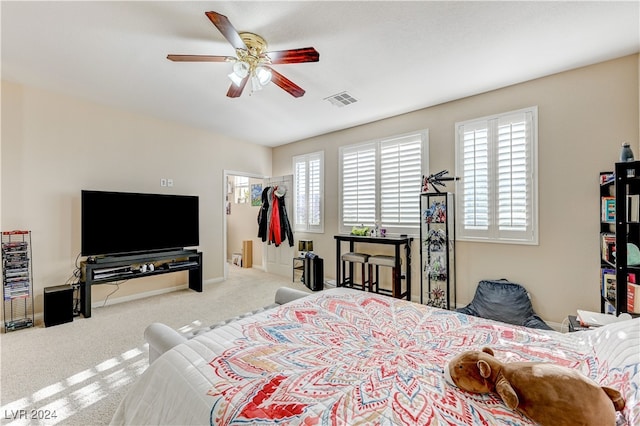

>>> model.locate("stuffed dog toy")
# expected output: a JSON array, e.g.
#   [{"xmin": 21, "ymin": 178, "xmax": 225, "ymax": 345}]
[{"xmin": 444, "ymin": 347, "xmax": 625, "ymax": 426}]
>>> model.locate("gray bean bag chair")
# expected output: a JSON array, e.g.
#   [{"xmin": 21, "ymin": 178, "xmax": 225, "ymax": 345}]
[{"xmin": 457, "ymin": 279, "xmax": 552, "ymax": 330}]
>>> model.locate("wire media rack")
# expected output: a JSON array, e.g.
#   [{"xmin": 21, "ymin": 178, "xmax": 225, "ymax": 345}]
[{"xmin": 2, "ymin": 230, "xmax": 34, "ymax": 332}]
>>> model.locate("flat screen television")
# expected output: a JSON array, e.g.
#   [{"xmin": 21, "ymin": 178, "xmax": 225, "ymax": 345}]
[{"xmin": 81, "ymin": 190, "xmax": 199, "ymax": 257}]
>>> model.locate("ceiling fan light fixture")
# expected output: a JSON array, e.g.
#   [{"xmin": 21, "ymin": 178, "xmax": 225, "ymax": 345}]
[
  {"xmin": 255, "ymin": 66, "xmax": 272, "ymax": 86},
  {"xmin": 232, "ymin": 60, "xmax": 250, "ymax": 77},
  {"xmin": 251, "ymin": 75, "xmax": 263, "ymax": 92},
  {"xmin": 228, "ymin": 61, "xmax": 250, "ymax": 86},
  {"xmin": 228, "ymin": 71, "xmax": 244, "ymax": 87}
]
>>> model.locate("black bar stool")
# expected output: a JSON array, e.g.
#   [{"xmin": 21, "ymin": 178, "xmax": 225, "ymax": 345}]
[
  {"xmin": 341, "ymin": 252, "xmax": 370, "ymax": 291},
  {"xmin": 368, "ymin": 254, "xmax": 403, "ymax": 298}
]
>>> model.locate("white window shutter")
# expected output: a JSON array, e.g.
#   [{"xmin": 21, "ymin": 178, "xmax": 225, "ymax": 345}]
[
  {"xmin": 496, "ymin": 111, "xmax": 534, "ymax": 239},
  {"xmin": 380, "ymin": 135, "xmax": 422, "ymax": 227},
  {"xmin": 341, "ymin": 144, "xmax": 376, "ymax": 227},
  {"xmin": 307, "ymin": 152, "xmax": 323, "ymax": 231},
  {"xmin": 460, "ymin": 124, "xmax": 490, "ymax": 234},
  {"xmin": 293, "ymin": 151, "xmax": 324, "ymax": 233},
  {"xmin": 293, "ymin": 159, "xmax": 307, "ymax": 230},
  {"xmin": 456, "ymin": 107, "xmax": 538, "ymax": 244}
]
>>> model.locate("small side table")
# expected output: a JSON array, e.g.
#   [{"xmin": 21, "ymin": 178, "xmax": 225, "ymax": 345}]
[
  {"xmin": 568, "ymin": 315, "xmax": 590, "ymax": 332},
  {"xmin": 292, "ymin": 256, "xmax": 305, "ymax": 282}
]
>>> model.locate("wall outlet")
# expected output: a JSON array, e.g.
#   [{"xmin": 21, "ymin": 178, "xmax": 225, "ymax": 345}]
[
  {"xmin": 160, "ymin": 178, "xmax": 167, "ymax": 187},
  {"xmin": 167, "ymin": 179, "xmax": 174, "ymax": 187}
]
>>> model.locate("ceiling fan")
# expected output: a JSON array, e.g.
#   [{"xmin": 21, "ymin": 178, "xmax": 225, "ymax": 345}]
[{"xmin": 167, "ymin": 11, "xmax": 319, "ymax": 98}]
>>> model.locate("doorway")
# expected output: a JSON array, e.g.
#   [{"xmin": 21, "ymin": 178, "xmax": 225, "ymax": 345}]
[
  {"xmin": 223, "ymin": 170, "xmax": 265, "ymax": 279},
  {"xmin": 222, "ymin": 170, "xmax": 295, "ymax": 280}
]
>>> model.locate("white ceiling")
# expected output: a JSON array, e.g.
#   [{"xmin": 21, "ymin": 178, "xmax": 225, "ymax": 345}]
[{"xmin": 2, "ymin": 1, "xmax": 639, "ymax": 147}]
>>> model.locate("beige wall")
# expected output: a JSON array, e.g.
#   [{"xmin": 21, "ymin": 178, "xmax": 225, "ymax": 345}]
[
  {"xmin": 2, "ymin": 54, "xmax": 638, "ymax": 324},
  {"xmin": 1, "ymin": 81, "xmax": 272, "ymax": 315},
  {"xmin": 273, "ymin": 54, "xmax": 640, "ymax": 324}
]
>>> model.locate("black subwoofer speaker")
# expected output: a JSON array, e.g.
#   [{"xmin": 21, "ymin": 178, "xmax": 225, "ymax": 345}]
[
  {"xmin": 44, "ymin": 285, "xmax": 74, "ymax": 327},
  {"xmin": 303, "ymin": 253, "xmax": 324, "ymax": 292}
]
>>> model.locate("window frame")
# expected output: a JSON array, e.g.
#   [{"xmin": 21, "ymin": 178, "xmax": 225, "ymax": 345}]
[
  {"xmin": 338, "ymin": 130, "xmax": 429, "ymax": 236},
  {"xmin": 234, "ymin": 175, "xmax": 249, "ymax": 204},
  {"xmin": 454, "ymin": 106, "xmax": 539, "ymax": 245},
  {"xmin": 292, "ymin": 150, "xmax": 324, "ymax": 233}
]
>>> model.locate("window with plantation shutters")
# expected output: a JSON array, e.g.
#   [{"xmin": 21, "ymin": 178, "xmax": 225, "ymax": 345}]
[
  {"xmin": 380, "ymin": 135, "xmax": 423, "ymax": 227},
  {"xmin": 455, "ymin": 107, "xmax": 538, "ymax": 244},
  {"xmin": 293, "ymin": 151, "xmax": 324, "ymax": 233},
  {"xmin": 341, "ymin": 143, "xmax": 376, "ymax": 227},
  {"xmin": 339, "ymin": 131, "xmax": 428, "ymax": 235}
]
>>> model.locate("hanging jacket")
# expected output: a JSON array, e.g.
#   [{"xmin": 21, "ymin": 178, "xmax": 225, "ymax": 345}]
[
  {"xmin": 277, "ymin": 190, "xmax": 294, "ymax": 247},
  {"xmin": 269, "ymin": 187, "xmax": 282, "ymax": 246},
  {"xmin": 258, "ymin": 184, "xmax": 293, "ymax": 247},
  {"xmin": 265, "ymin": 186, "xmax": 274, "ymax": 242},
  {"xmin": 257, "ymin": 186, "xmax": 270, "ymax": 241}
]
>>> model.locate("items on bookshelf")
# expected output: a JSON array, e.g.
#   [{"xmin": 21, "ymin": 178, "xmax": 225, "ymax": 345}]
[
  {"xmin": 420, "ymin": 192, "xmax": 455, "ymax": 309},
  {"xmin": 628, "ymin": 194, "xmax": 640, "ymax": 222},
  {"xmin": 598, "ymin": 162, "xmax": 640, "ymax": 317},
  {"xmin": 628, "ymin": 282, "xmax": 640, "ymax": 313},
  {"xmin": 600, "ymin": 172, "xmax": 615, "ymax": 185},
  {"xmin": 600, "ymin": 268, "xmax": 640, "ymax": 314},
  {"xmin": 601, "ymin": 196, "xmax": 616, "ymax": 223},
  {"xmin": 602, "ymin": 299, "xmax": 616, "ymax": 315},
  {"xmin": 620, "ymin": 142, "xmax": 635, "ymax": 162},
  {"xmin": 628, "ymin": 242, "xmax": 640, "ymax": 265},
  {"xmin": 2, "ymin": 230, "xmax": 34, "ymax": 332},
  {"xmin": 601, "ymin": 268, "xmax": 616, "ymax": 301},
  {"xmin": 600, "ymin": 233, "xmax": 616, "ymax": 264}
]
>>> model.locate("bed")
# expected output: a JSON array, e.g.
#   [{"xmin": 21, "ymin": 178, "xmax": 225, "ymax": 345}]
[{"xmin": 111, "ymin": 288, "xmax": 639, "ymax": 425}]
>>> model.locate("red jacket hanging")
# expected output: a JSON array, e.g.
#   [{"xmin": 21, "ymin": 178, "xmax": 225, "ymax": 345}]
[
  {"xmin": 269, "ymin": 188, "xmax": 282, "ymax": 246},
  {"xmin": 258, "ymin": 185, "xmax": 293, "ymax": 247}
]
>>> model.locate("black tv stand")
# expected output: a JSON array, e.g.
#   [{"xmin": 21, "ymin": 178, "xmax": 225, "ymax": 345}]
[{"xmin": 80, "ymin": 249, "xmax": 202, "ymax": 318}]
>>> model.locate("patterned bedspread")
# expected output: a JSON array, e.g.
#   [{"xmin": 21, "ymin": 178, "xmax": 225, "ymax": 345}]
[{"xmin": 111, "ymin": 288, "xmax": 640, "ymax": 425}]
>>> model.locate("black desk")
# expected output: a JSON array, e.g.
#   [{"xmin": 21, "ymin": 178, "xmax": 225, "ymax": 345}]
[{"xmin": 334, "ymin": 234, "xmax": 413, "ymax": 300}]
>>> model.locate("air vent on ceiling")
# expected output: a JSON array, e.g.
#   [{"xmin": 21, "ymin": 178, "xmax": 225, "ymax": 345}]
[{"xmin": 324, "ymin": 91, "xmax": 358, "ymax": 107}]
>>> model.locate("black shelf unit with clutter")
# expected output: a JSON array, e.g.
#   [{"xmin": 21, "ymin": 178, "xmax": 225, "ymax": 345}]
[
  {"xmin": 2, "ymin": 230, "xmax": 34, "ymax": 332},
  {"xmin": 600, "ymin": 170, "xmax": 616, "ymax": 314},
  {"xmin": 420, "ymin": 192, "xmax": 456, "ymax": 309},
  {"xmin": 601, "ymin": 162, "xmax": 640, "ymax": 317}
]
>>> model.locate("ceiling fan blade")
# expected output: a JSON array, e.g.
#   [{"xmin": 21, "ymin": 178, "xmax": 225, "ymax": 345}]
[
  {"xmin": 205, "ymin": 11, "xmax": 247, "ymax": 51},
  {"xmin": 167, "ymin": 54, "xmax": 232, "ymax": 62},
  {"xmin": 267, "ymin": 67, "xmax": 305, "ymax": 98},
  {"xmin": 227, "ymin": 76, "xmax": 249, "ymax": 98},
  {"xmin": 266, "ymin": 47, "xmax": 320, "ymax": 64}
]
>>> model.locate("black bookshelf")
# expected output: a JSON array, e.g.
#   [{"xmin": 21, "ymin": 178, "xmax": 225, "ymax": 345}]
[{"xmin": 600, "ymin": 162, "xmax": 640, "ymax": 317}]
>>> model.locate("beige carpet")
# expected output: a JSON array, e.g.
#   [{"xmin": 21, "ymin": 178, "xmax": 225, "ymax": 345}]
[{"xmin": 0, "ymin": 267, "xmax": 309, "ymax": 425}]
